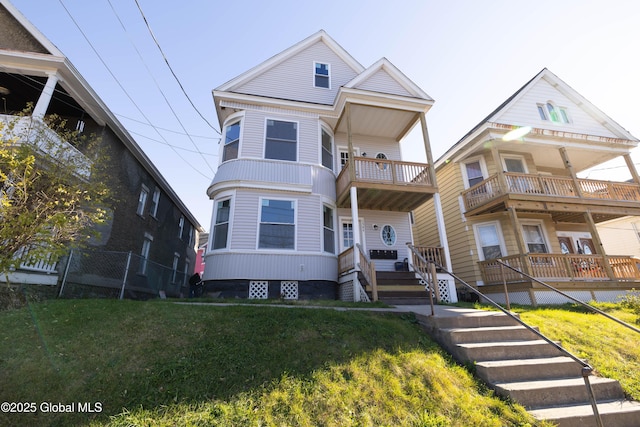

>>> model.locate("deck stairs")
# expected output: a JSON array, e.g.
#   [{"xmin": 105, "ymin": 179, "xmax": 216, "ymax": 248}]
[
  {"xmin": 416, "ymin": 308, "xmax": 640, "ymax": 426},
  {"xmin": 367, "ymin": 271, "xmax": 428, "ymax": 304}
]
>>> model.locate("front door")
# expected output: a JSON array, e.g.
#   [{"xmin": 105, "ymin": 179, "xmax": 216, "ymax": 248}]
[{"xmin": 339, "ymin": 218, "xmax": 365, "ymax": 253}]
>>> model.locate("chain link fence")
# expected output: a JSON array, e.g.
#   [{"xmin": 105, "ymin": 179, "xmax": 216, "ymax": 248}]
[{"xmin": 58, "ymin": 249, "xmax": 189, "ymax": 299}]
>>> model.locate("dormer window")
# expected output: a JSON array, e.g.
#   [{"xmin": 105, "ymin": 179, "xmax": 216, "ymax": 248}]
[
  {"xmin": 537, "ymin": 102, "xmax": 570, "ymax": 123},
  {"xmin": 314, "ymin": 62, "xmax": 330, "ymax": 88}
]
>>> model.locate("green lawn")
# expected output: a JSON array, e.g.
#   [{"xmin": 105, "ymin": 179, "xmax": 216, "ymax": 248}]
[{"xmin": 0, "ymin": 298, "xmax": 546, "ymax": 427}]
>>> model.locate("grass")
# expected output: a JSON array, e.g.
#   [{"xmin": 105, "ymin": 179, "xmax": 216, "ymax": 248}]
[
  {"xmin": 512, "ymin": 302, "xmax": 640, "ymax": 401},
  {"xmin": 0, "ymin": 298, "xmax": 545, "ymax": 427}
]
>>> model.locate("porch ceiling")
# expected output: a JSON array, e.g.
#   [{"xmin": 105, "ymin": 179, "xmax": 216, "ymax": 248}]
[{"xmin": 335, "ymin": 103, "xmax": 419, "ymax": 140}]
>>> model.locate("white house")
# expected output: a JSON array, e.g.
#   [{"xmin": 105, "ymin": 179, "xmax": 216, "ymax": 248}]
[{"xmin": 204, "ymin": 30, "xmax": 453, "ymax": 302}]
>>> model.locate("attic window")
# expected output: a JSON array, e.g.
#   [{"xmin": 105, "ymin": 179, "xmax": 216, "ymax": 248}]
[
  {"xmin": 314, "ymin": 62, "xmax": 330, "ymax": 88},
  {"xmin": 537, "ymin": 102, "xmax": 570, "ymax": 123}
]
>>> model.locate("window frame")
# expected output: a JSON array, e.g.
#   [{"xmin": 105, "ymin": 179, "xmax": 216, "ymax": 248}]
[
  {"xmin": 320, "ymin": 125, "xmax": 334, "ymax": 171},
  {"xmin": 222, "ymin": 116, "xmax": 242, "ymax": 162},
  {"xmin": 149, "ymin": 187, "xmax": 161, "ymax": 218},
  {"xmin": 264, "ymin": 118, "xmax": 298, "ymax": 162},
  {"xmin": 258, "ymin": 197, "xmax": 296, "ymax": 250},
  {"xmin": 473, "ymin": 221, "xmax": 507, "ymax": 261},
  {"xmin": 501, "ymin": 154, "xmax": 529, "ymax": 173},
  {"xmin": 139, "ymin": 232, "xmax": 153, "ymax": 275},
  {"xmin": 322, "ymin": 204, "xmax": 335, "ymax": 254},
  {"xmin": 521, "ymin": 221, "xmax": 550, "ymax": 254},
  {"xmin": 313, "ymin": 61, "xmax": 331, "ymax": 89},
  {"xmin": 212, "ymin": 197, "xmax": 232, "ymax": 250},
  {"xmin": 461, "ymin": 156, "xmax": 488, "ymax": 189},
  {"xmin": 380, "ymin": 224, "xmax": 397, "ymax": 247},
  {"xmin": 136, "ymin": 185, "xmax": 149, "ymax": 217}
]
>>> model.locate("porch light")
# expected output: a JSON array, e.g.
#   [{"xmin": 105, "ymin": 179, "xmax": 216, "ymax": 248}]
[{"xmin": 502, "ymin": 126, "xmax": 531, "ymax": 141}]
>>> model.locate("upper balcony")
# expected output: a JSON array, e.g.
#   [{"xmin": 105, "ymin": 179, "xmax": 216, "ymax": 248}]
[
  {"xmin": 1, "ymin": 114, "xmax": 91, "ymax": 178},
  {"xmin": 461, "ymin": 172, "xmax": 640, "ymax": 222},
  {"xmin": 336, "ymin": 156, "xmax": 437, "ymax": 211}
]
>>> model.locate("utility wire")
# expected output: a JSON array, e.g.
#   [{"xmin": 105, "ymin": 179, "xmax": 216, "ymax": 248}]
[
  {"xmin": 132, "ymin": 0, "xmax": 221, "ymax": 135},
  {"xmin": 56, "ymin": 0, "xmax": 211, "ymax": 180},
  {"xmin": 106, "ymin": 0, "xmax": 216, "ymax": 174}
]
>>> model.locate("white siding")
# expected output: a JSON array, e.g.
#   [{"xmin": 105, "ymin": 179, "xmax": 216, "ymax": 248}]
[
  {"xmin": 355, "ymin": 69, "xmax": 413, "ymax": 97},
  {"xmin": 234, "ymin": 41, "xmax": 359, "ymax": 105},
  {"xmin": 204, "ymin": 252, "xmax": 338, "ymax": 281},
  {"xmin": 335, "ymin": 133, "xmax": 402, "ymax": 160},
  {"xmin": 495, "ymin": 78, "xmax": 618, "ymax": 138},
  {"xmin": 337, "ymin": 208, "xmax": 412, "ymax": 271},
  {"xmin": 210, "ymin": 159, "xmax": 313, "ymax": 191},
  {"xmin": 229, "ymin": 190, "xmax": 259, "ymax": 250}
]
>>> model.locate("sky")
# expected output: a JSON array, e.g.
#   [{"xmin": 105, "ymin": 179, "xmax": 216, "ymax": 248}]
[{"xmin": 8, "ymin": 0, "xmax": 640, "ymax": 231}]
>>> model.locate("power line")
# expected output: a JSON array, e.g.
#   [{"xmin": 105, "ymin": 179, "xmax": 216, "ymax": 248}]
[
  {"xmin": 132, "ymin": 0, "xmax": 221, "ymax": 135},
  {"xmin": 56, "ymin": 0, "xmax": 211, "ymax": 180},
  {"xmin": 106, "ymin": 0, "xmax": 216, "ymax": 174},
  {"xmin": 115, "ymin": 112, "xmax": 220, "ymax": 140}
]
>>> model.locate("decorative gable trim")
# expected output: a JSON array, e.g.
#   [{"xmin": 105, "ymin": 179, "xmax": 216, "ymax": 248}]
[
  {"xmin": 215, "ymin": 30, "xmax": 364, "ymax": 92},
  {"xmin": 345, "ymin": 58, "xmax": 433, "ymax": 101}
]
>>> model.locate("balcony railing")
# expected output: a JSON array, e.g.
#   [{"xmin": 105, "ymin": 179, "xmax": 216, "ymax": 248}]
[
  {"xmin": 1, "ymin": 115, "xmax": 91, "ymax": 178},
  {"xmin": 461, "ymin": 172, "xmax": 640, "ymax": 212},
  {"xmin": 337, "ymin": 157, "xmax": 433, "ymax": 192},
  {"xmin": 479, "ymin": 253, "xmax": 640, "ymax": 285}
]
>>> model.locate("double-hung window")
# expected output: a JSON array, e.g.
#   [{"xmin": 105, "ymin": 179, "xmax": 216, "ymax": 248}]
[
  {"xmin": 136, "ymin": 185, "xmax": 149, "ymax": 216},
  {"xmin": 321, "ymin": 128, "xmax": 333, "ymax": 170},
  {"xmin": 323, "ymin": 205, "xmax": 335, "ymax": 254},
  {"xmin": 522, "ymin": 224, "xmax": 548, "ymax": 253},
  {"xmin": 223, "ymin": 120, "xmax": 241, "ymax": 161},
  {"xmin": 314, "ymin": 62, "xmax": 330, "ymax": 88},
  {"xmin": 149, "ymin": 187, "xmax": 160, "ymax": 218},
  {"xmin": 464, "ymin": 160, "xmax": 485, "ymax": 188},
  {"xmin": 475, "ymin": 223, "xmax": 504, "ymax": 260},
  {"xmin": 259, "ymin": 199, "xmax": 295, "ymax": 249},
  {"xmin": 265, "ymin": 120, "xmax": 297, "ymax": 161},
  {"xmin": 212, "ymin": 199, "xmax": 231, "ymax": 249}
]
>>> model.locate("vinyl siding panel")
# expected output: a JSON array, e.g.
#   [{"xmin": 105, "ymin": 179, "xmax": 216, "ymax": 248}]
[
  {"xmin": 599, "ymin": 218, "xmax": 640, "ymax": 258},
  {"xmin": 204, "ymin": 252, "xmax": 338, "ymax": 281},
  {"xmin": 355, "ymin": 69, "xmax": 413, "ymax": 97},
  {"xmin": 229, "ymin": 190, "xmax": 260, "ymax": 250},
  {"xmin": 335, "ymin": 133, "xmax": 402, "ymax": 160},
  {"xmin": 234, "ymin": 41, "xmax": 359, "ymax": 105},
  {"xmin": 495, "ymin": 78, "xmax": 618, "ymax": 138}
]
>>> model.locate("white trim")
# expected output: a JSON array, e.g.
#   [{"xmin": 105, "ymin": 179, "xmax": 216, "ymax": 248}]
[
  {"xmin": 210, "ymin": 192, "xmax": 234, "ymax": 252},
  {"xmin": 460, "ymin": 155, "xmax": 488, "ymax": 189},
  {"xmin": 313, "ymin": 61, "xmax": 331, "ymax": 89},
  {"xmin": 150, "ymin": 187, "xmax": 161, "ymax": 218},
  {"xmin": 338, "ymin": 145, "xmax": 360, "ymax": 169},
  {"xmin": 520, "ymin": 220, "xmax": 551, "ymax": 253},
  {"xmin": 257, "ymin": 196, "xmax": 297, "ymax": 251},
  {"xmin": 501, "ymin": 153, "xmax": 529, "ymax": 173},
  {"xmin": 339, "ymin": 216, "xmax": 365, "ymax": 253},
  {"xmin": 319, "ymin": 122, "xmax": 335, "ymax": 172},
  {"xmin": 472, "ymin": 221, "xmax": 507, "ymax": 261},
  {"xmin": 379, "ymin": 224, "xmax": 397, "ymax": 247},
  {"xmin": 322, "ymin": 203, "xmax": 337, "ymax": 254},
  {"xmin": 263, "ymin": 117, "xmax": 299, "ymax": 162},
  {"xmin": 221, "ymin": 111, "xmax": 245, "ymax": 163}
]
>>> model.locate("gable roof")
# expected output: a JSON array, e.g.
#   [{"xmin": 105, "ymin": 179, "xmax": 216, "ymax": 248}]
[
  {"xmin": 215, "ymin": 30, "xmax": 364, "ymax": 92},
  {"xmin": 0, "ymin": 0, "xmax": 62, "ymax": 56},
  {"xmin": 344, "ymin": 57, "xmax": 433, "ymax": 101},
  {"xmin": 437, "ymin": 68, "xmax": 638, "ymax": 167}
]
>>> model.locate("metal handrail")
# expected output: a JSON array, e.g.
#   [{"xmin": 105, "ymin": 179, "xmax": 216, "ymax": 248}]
[
  {"xmin": 409, "ymin": 250, "xmax": 604, "ymax": 426},
  {"xmin": 496, "ymin": 259, "xmax": 640, "ymax": 335}
]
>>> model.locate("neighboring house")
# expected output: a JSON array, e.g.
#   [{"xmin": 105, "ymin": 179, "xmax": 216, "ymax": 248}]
[
  {"xmin": 413, "ymin": 68, "xmax": 640, "ymax": 305},
  {"xmin": 204, "ymin": 30, "xmax": 454, "ymax": 301},
  {"xmin": 194, "ymin": 232, "xmax": 208, "ymax": 277},
  {"xmin": 598, "ymin": 216, "xmax": 640, "ymax": 260},
  {"xmin": 0, "ymin": 0, "xmax": 203, "ymax": 296}
]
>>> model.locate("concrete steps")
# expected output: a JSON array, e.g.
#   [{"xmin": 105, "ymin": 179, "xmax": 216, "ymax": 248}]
[{"xmin": 416, "ymin": 308, "xmax": 640, "ymax": 426}]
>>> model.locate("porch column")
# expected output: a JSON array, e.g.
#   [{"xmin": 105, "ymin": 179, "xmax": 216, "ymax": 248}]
[
  {"xmin": 419, "ymin": 112, "xmax": 437, "ymax": 186},
  {"xmin": 350, "ymin": 186, "xmax": 361, "ymax": 302},
  {"xmin": 584, "ymin": 210, "xmax": 615, "ymax": 280},
  {"xmin": 32, "ymin": 72, "xmax": 59, "ymax": 119},
  {"xmin": 507, "ymin": 207, "xmax": 532, "ymax": 275},
  {"xmin": 490, "ymin": 145, "xmax": 509, "ymax": 192},
  {"xmin": 346, "ymin": 102, "xmax": 356, "ymax": 182},
  {"xmin": 623, "ymin": 153, "xmax": 640, "ymax": 185},
  {"xmin": 433, "ymin": 193, "xmax": 452, "ymax": 271},
  {"xmin": 559, "ymin": 147, "xmax": 583, "ymax": 197}
]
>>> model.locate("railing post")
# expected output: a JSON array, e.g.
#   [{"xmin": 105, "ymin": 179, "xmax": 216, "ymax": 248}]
[
  {"xmin": 429, "ymin": 262, "xmax": 440, "ymax": 303},
  {"xmin": 499, "ymin": 261, "xmax": 511, "ymax": 311},
  {"xmin": 119, "ymin": 251, "xmax": 132, "ymax": 300},
  {"xmin": 58, "ymin": 249, "xmax": 73, "ymax": 298},
  {"xmin": 370, "ymin": 260, "xmax": 378, "ymax": 302},
  {"xmin": 582, "ymin": 367, "xmax": 604, "ymax": 427}
]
